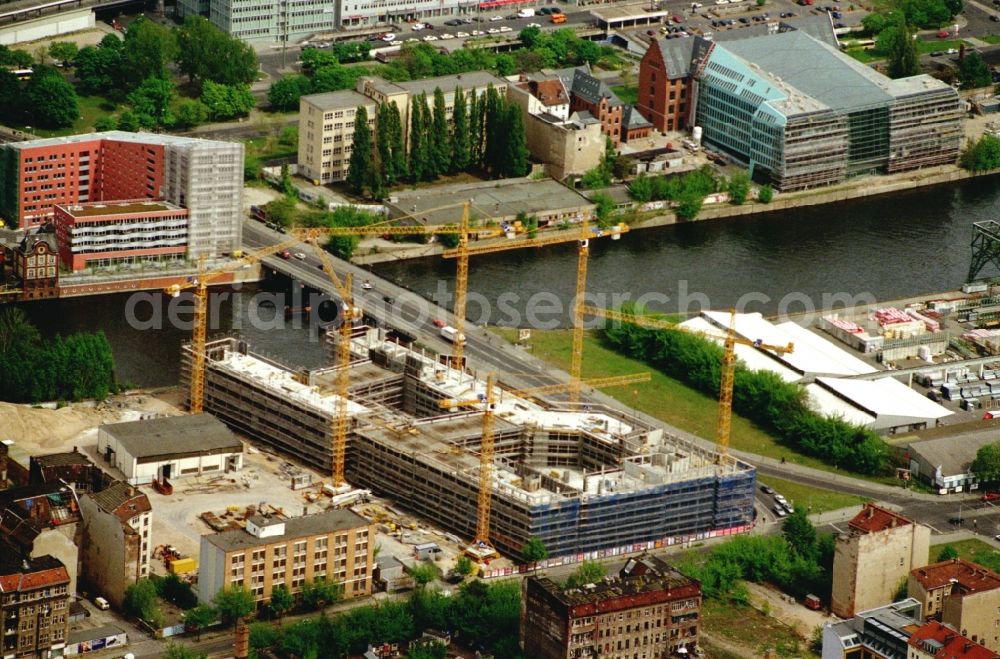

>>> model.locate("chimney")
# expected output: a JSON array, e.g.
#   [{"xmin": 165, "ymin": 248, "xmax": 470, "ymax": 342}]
[{"xmin": 234, "ymin": 617, "xmax": 250, "ymax": 659}]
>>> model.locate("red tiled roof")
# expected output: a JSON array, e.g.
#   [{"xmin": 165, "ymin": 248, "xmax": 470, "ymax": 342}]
[
  {"xmin": 910, "ymin": 559, "xmax": 1000, "ymax": 594},
  {"xmin": 0, "ymin": 564, "xmax": 69, "ymax": 593},
  {"xmin": 908, "ymin": 621, "xmax": 1000, "ymax": 659},
  {"xmin": 848, "ymin": 503, "xmax": 913, "ymax": 534},
  {"xmin": 529, "ymin": 79, "xmax": 568, "ymax": 107}
]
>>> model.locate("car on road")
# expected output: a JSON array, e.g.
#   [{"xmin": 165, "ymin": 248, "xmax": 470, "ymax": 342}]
[
  {"xmin": 499, "ymin": 25, "xmax": 513, "ymax": 31},
  {"xmin": 738, "ymin": 16, "xmax": 750, "ymax": 23},
  {"xmin": 773, "ymin": 505, "xmax": 787, "ymax": 518},
  {"xmin": 488, "ymin": 27, "xmax": 501, "ymax": 33},
  {"xmin": 279, "ymin": 250, "xmax": 292, "ymax": 259},
  {"xmin": 490, "ymin": 14, "xmax": 503, "ymax": 21},
  {"xmin": 505, "ymin": 13, "xmax": 520, "ymax": 19},
  {"xmin": 830, "ymin": 10, "xmax": 841, "ymax": 18},
  {"xmin": 440, "ymin": 32, "xmax": 455, "ymax": 39},
  {"xmin": 411, "ymin": 22, "xmax": 426, "ymax": 30},
  {"xmin": 406, "ymin": 37, "xmax": 419, "ymax": 42},
  {"xmin": 472, "ymin": 29, "xmax": 485, "ymax": 35},
  {"xmin": 760, "ymin": 484, "xmax": 774, "ymax": 494},
  {"xmin": 774, "ymin": 493, "xmax": 787, "ymax": 504},
  {"xmin": 992, "ymin": 14, "xmax": 1000, "ymax": 21},
  {"xmin": 462, "ymin": 16, "xmax": 475, "ymax": 23},
  {"xmin": 423, "ymin": 34, "xmax": 439, "ymax": 40},
  {"xmin": 930, "ymin": 50, "xmax": 944, "ymax": 56},
  {"xmin": 946, "ymin": 47, "xmax": 959, "ymax": 54},
  {"xmin": 948, "ymin": 516, "xmax": 965, "ymax": 526},
  {"xmin": 445, "ymin": 18, "xmax": 463, "ymax": 25},
  {"xmin": 293, "ymin": 252, "xmax": 306, "ymax": 260},
  {"xmin": 937, "ymin": 29, "xmax": 951, "ymax": 38},
  {"xmin": 672, "ymin": 14, "xmax": 683, "ymax": 22},
  {"xmin": 527, "ymin": 22, "xmax": 541, "ymax": 28},
  {"xmin": 381, "ymin": 32, "xmax": 396, "ymax": 42},
  {"xmin": 983, "ymin": 492, "xmax": 1000, "ymax": 502},
  {"xmin": 456, "ymin": 31, "xmax": 470, "ymax": 37},
  {"xmin": 782, "ymin": 502, "xmax": 794, "ymax": 514},
  {"xmin": 362, "ymin": 280, "xmax": 373, "ymax": 290},
  {"xmin": 433, "ymin": 319, "xmax": 447, "ymax": 328},
  {"xmin": 834, "ymin": 22, "xmax": 846, "ymax": 27}
]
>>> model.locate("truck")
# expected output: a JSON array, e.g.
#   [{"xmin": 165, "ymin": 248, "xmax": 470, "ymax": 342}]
[{"xmin": 440, "ymin": 326, "xmax": 465, "ymax": 344}]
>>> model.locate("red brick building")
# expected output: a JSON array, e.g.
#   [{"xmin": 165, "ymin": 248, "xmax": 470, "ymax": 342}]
[
  {"xmin": 552, "ymin": 67, "xmax": 651, "ymax": 146},
  {"xmin": 12, "ymin": 230, "xmax": 59, "ymax": 299},
  {"xmin": 521, "ymin": 555, "xmax": 701, "ymax": 659},
  {"xmin": 637, "ymin": 38, "xmax": 695, "ymax": 133},
  {"xmin": 0, "ymin": 555, "xmax": 71, "ymax": 659},
  {"xmin": 54, "ymin": 200, "xmax": 188, "ymax": 272}
]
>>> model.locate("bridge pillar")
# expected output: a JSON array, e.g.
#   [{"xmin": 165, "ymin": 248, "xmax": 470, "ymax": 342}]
[{"xmin": 968, "ymin": 220, "xmax": 1000, "ymax": 283}]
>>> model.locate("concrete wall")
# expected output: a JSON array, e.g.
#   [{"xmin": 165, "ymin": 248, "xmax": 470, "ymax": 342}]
[
  {"xmin": 942, "ymin": 587, "xmax": 1000, "ymax": 651},
  {"xmin": 32, "ymin": 527, "xmax": 79, "ymax": 595},
  {"xmin": 0, "ymin": 8, "xmax": 95, "ymax": 46},
  {"xmin": 78, "ymin": 495, "xmax": 142, "ymax": 608}
]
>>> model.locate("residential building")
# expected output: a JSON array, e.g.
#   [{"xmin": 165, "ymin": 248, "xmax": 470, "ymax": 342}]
[
  {"xmin": 908, "ymin": 620, "xmax": 1000, "ymax": 659},
  {"xmin": 521, "ymin": 555, "xmax": 701, "ymax": 659},
  {"xmin": 831, "ymin": 503, "xmax": 930, "ymax": 618},
  {"xmin": 0, "ymin": 555, "xmax": 71, "ymax": 659},
  {"xmin": 29, "ymin": 449, "xmax": 109, "ymax": 493},
  {"xmin": 298, "ymin": 72, "xmax": 507, "ymax": 184},
  {"xmin": 822, "ymin": 598, "xmax": 923, "ymax": 659},
  {"xmin": 373, "ymin": 554, "xmax": 412, "ymax": 593},
  {"xmin": 198, "ymin": 509, "xmax": 374, "ymax": 605},
  {"xmin": 637, "ymin": 27, "xmax": 962, "ymax": 190},
  {"xmin": 551, "ymin": 66, "xmax": 652, "ymax": 146},
  {"xmin": 10, "ymin": 230, "xmax": 58, "ymax": 299},
  {"xmin": 53, "ymin": 200, "xmax": 188, "ymax": 272},
  {"xmin": 0, "ymin": 132, "xmax": 243, "ymax": 261},
  {"xmin": 908, "ymin": 559, "xmax": 1000, "ymax": 651},
  {"xmin": 515, "ymin": 78, "xmax": 572, "ymax": 121},
  {"xmin": 97, "ymin": 414, "xmax": 244, "ymax": 486},
  {"xmin": 78, "ymin": 481, "xmax": 153, "ymax": 609},
  {"xmin": 0, "ymin": 482, "xmax": 81, "ymax": 595}
]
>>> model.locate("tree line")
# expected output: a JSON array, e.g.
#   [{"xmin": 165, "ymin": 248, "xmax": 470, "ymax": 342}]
[
  {"xmin": 600, "ymin": 303, "xmax": 889, "ymax": 474},
  {"xmin": 347, "ymin": 84, "xmax": 528, "ymax": 199},
  {"xmin": 0, "ymin": 308, "xmax": 116, "ymax": 403}
]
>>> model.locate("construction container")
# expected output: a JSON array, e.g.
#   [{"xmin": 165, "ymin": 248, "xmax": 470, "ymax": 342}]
[{"xmin": 169, "ymin": 558, "xmax": 198, "ymax": 575}]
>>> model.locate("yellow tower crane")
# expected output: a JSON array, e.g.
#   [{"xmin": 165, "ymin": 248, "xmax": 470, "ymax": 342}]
[
  {"xmin": 438, "ymin": 372, "xmax": 651, "ymax": 557},
  {"xmin": 165, "ymin": 238, "xmax": 312, "ymax": 414},
  {"xmin": 581, "ymin": 306, "xmax": 794, "ymax": 459}
]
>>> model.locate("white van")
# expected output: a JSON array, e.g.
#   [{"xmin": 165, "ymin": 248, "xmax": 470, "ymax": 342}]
[
  {"xmin": 517, "ymin": 8, "xmax": 535, "ymax": 17},
  {"xmin": 94, "ymin": 596, "xmax": 110, "ymax": 610}
]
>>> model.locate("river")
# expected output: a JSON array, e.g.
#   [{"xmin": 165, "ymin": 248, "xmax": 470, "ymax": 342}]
[{"xmin": 15, "ymin": 176, "xmax": 1000, "ymax": 387}]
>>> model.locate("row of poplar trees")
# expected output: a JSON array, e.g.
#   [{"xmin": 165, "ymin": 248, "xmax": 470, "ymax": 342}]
[{"xmin": 347, "ymin": 84, "xmax": 529, "ymax": 198}]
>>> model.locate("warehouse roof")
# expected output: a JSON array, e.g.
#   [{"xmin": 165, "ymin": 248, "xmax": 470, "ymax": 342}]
[
  {"xmin": 907, "ymin": 430, "xmax": 999, "ymax": 478},
  {"xmin": 101, "ymin": 414, "xmax": 242, "ymax": 461},
  {"xmin": 204, "ymin": 509, "xmax": 369, "ymax": 552},
  {"xmin": 810, "ymin": 376, "xmax": 952, "ymax": 423}
]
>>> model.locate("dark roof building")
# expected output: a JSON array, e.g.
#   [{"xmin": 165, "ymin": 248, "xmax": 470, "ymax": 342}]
[{"xmin": 29, "ymin": 448, "xmax": 109, "ymax": 493}]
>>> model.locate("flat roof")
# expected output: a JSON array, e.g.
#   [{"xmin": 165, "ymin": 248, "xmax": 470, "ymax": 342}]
[
  {"xmin": 101, "ymin": 413, "xmax": 243, "ymax": 461},
  {"xmin": 364, "ymin": 71, "xmax": 507, "ymax": 99},
  {"xmin": 204, "ymin": 509, "xmax": 369, "ymax": 553},
  {"xmin": 590, "ymin": 3, "xmax": 668, "ymax": 20},
  {"xmin": 58, "ymin": 200, "xmax": 182, "ymax": 217},
  {"xmin": 388, "ymin": 179, "xmax": 594, "ymax": 226},
  {"xmin": 301, "ymin": 89, "xmax": 374, "ymax": 111},
  {"xmin": 4, "ymin": 130, "xmax": 233, "ymax": 151}
]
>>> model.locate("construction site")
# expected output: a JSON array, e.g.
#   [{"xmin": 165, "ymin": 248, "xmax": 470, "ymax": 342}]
[{"xmin": 180, "ymin": 328, "xmax": 757, "ymax": 559}]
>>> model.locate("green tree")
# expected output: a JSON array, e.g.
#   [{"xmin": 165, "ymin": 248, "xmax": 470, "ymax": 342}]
[
  {"xmin": 175, "ymin": 15, "xmax": 258, "ymax": 86},
  {"xmin": 960, "ymin": 134, "xmax": 1000, "ymax": 172},
  {"xmin": 200, "ymin": 81, "xmax": 255, "ymax": 120},
  {"xmin": 455, "ymin": 555, "xmax": 475, "ymax": 576},
  {"xmin": 861, "ymin": 12, "xmax": 889, "ymax": 35},
  {"xmin": 299, "ymin": 577, "xmax": 343, "ymax": 611},
  {"xmin": 960, "ymin": 51, "xmax": 992, "ymax": 90},
  {"xmin": 592, "ymin": 192, "xmax": 615, "ymax": 228},
  {"xmin": 408, "ymin": 94, "xmax": 428, "ymax": 182},
  {"xmin": 162, "ymin": 644, "xmax": 207, "ymax": 659},
  {"xmin": 0, "ymin": 45, "xmax": 33, "ymax": 68},
  {"xmin": 388, "ymin": 101, "xmax": 407, "ymax": 182},
  {"xmin": 409, "ymin": 561, "xmax": 441, "ymax": 587},
  {"xmin": 521, "ymin": 537, "xmax": 548, "ymax": 569},
  {"xmin": 0, "ymin": 307, "xmax": 40, "ymax": 354},
  {"xmin": 183, "ymin": 604, "xmax": 216, "ymax": 640},
  {"xmin": 501, "ymin": 102, "xmax": 529, "ymax": 178},
  {"xmin": 93, "ymin": 115, "xmax": 117, "ymax": 132},
  {"xmin": 48, "ymin": 41, "xmax": 78, "ymax": 66},
  {"xmin": 451, "ymin": 88, "xmax": 470, "ymax": 174},
  {"xmin": 972, "ymin": 442, "xmax": 1000, "ymax": 483},
  {"xmin": 407, "ymin": 644, "xmax": 447, "ymax": 659},
  {"xmin": 431, "ymin": 87, "xmax": 451, "ymax": 176},
  {"xmin": 937, "ymin": 544, "xmax": 959, "ymax": 561},
  {"xmin": 268, "ymin": 584, "xmax": 294, "ymax": 623},
  {"xmin": 174, "ymin": 99, "xmax": 208, "ymax": 129},
  {"xmin": 782, "ymin": 507, "xmax": 818, "ymax": 560},
  {"xmin": 27, "ymin": 68, "xmax": 78, "ymax": 129},
  {"xmin": 310, "ymin": 63, "xmax": 360, "ymax": 93},
  {"xmin": 128, "ymin": 76, "xmax": 176, "ymax": 127},
  {"xmin": 565, "ymin": 560, "xmax": 605, "ymax": 588},
  {"xmin": 728, "ymin": 171, "xmax": 751, "ymax": 204},
  {"xmin": 213, "ymin": 586, "xmax": 255, "ymax": 628},
  {"xmin": 758, "ymin": 184, "xmax": 774, "ymax": 203},
  {"xmin": 117, "ymin": 110, "xmax": 140, "ymax": 132},
  {"xmin": 347, "ymin": 105, "xmax": 374, "ymax": 195},
  {"xmin": 121, "ymin": 17, "xmax": 178, "ymax": 87},
  {"xmin": 155, "ymin": 574, "xmax": 198, "ymax": 609},
  {"xmin": 468, "ymin": 89, "xmax": 482, "ymax": 168},
  {"xmin": 73, "ymin": 38, "xmax": 122, "ymax": 96},
  {"xmin": 675, "ymin": 190, "xmax": 704, "ymax": 220},
  {"xmin": 124, "ymin": 579, "xmax": 163, "ymax": 627},
  {"xmin": 884, "ymin": 18, "xmax": 919, "ymax": 79},
  {"xmin": 519, "ymin": 25, "xmax": 544, "ymax": 48},
  {"xmin": 268, "ymin": 74, "xmax": 312, "ymax": 111}
]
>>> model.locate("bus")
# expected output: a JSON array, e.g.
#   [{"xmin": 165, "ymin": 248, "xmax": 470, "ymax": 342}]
[{"xmin": 10, "ymin": 68, "xmax": 32, "ymax": 81}]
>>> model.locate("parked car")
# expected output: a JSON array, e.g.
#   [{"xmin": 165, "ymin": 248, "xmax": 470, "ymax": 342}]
[
  {"xmin": 94, "ymin": 596, "xmax": 110, "ymax": 610},
  {"xmin": 489, "ymin": 14, "xmax": 503, "ymax": 21},
  {"xmin": 672, "ymin": 14, "xmax": 683, "ymax": 22},
  {"xmin": 929, "ymin": 51, "xmax": 944, "ymax": 57},
  {"xmin": 279, "ymin": 250, "xmax": 292, "ymax": 259},
  {"xmin": 433, "ymin": 319, "xmax": 447, "ymax": 328},
  {"xmin": 948, "ymin": 516, "xmax": 965, "ymax": 526},
  {"xmin": 992, "ymin": 14, "xmax": 1000, "ymax": 21},
  {"xmin": 293, "ymin": 252, "xmax": 306, "ymax": 260},
  {"xmin": 381, "ymin": 32, "xmax": 396, "ymax": 42},
  {"xmin": 937, "ymin": 29, "xmax": 951, "ymax": 38},
  {"xmin": 773, "ymin": 505, "xmax": 787, "ymax": 518},
  {"xmin": 982, "ymin": 492, "xmax": 1000, "ymax": 502},
  {"xmin": 411, "ymin": 22, "xmax": 426, "ymax": 30},
  {"xmin": 760, "ymin": 484, "xmax": 774, "ymax": 494}
]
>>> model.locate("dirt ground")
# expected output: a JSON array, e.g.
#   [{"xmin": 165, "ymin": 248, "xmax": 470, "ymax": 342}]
[
  {"xmin": 746, "ymin": 582, "xmax": 830, "ymax": 640},
  {"xmin": 14, "ymin": 25, "xmax": 117, "ymax": 58}
]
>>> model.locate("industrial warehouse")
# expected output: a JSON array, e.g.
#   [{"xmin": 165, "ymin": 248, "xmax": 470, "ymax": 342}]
[{"xmin": 181, "ymin": 330, "xmax": 756, "ymax": 558}]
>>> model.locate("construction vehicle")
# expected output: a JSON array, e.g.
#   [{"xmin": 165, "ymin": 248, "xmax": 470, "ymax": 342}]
[
  {"xmin": 581, "ymin": 306, "xmax": 793, "ymax": 459},
  {"xmin": 439, "ymin": 372, "xmax": 650, "ymax": 558}
]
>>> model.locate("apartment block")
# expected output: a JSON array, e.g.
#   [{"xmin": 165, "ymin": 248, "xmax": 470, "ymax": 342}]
[
  {"xmin": 198, "ymin": 509, "xmax": 374, "ymax": 605},
  {"xmin": 909, "ymin": 620, "xmax": 1000, "ymax": 659},
  {"xmin": 521, "ymin": 555, "xmax": 701, "ymax": 659},
  {"xmin": 78, "ymin": 481, "xmax": 153, "ymax": 609},
  {"xmin": 908, "ymin": 559, "xmax": 1000, "ymax": 652},
  {"xmin": 0, "ymin": 555, "xmax": 71, "ymax": 659},
  {"xmin": 9, "ymin": 231, "xmax": 58, "ymax": 300},
  {"xmin": 0, "ymin": 131, "xmax": 243, "ymax": 261},
  {"xmin": 637, "ymin": 38, "xmax": 694, "ymax": 133},
  {"xmin": 298, "ymin": 72, "xmax": 507, "ymax": 184},
  {"xmin": 831, "ymin": 504, "xmax": 930, "ymax": 618},
  {"xmin": 0, "ymin": 483, "xmax": 81, "ymax": 596},
  {"xmin": 53, "ymin": 200, "xmax": 188, "ymax": 272}
]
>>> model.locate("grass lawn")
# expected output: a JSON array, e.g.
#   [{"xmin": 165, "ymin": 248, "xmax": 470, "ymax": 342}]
[
  {"xmin": 16, "ymin": 95, "xmax": 114, "ymax": 138},
  {"xmin": 935, "ymin": 539, "xmax": 1000, "ymax": 572},
  {"xmin": 845, "ymin": 48, "xmax": 883, "ymax": 63},
  {"xmin": 611, "ymin": 84, "xmax": 638, "ymax": 105},
  {"xmin": 702, "ymin": 599, "xmax": 818, "ymax": 658},
  {"xmin": 495, "ymin": 328, "xmax": 889, "ymax": 481},
  {"xmin": 916, "ymin": 39, "xmax": 966, "ymax": 54},
  {"xmin": 758, "ymin": 475, "xmax": 869, "ymax": 514},
  {"xmin": 981, "ymin": 35, "xmax": 1000, "ymax": 45}
]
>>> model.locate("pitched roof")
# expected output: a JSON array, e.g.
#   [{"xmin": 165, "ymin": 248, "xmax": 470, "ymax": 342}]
[
  {"xmin": 623, "ymin": 105, "xmax": 653, "ymax": 130},
  {"xmin": 524, "ymin": 78, "xmax": 569, "ymax": 107},
  {"xmin": 87, "ymin": 481, "xmax": 151, "ymax": 522},
  {"xmin": 570, "ymin": 68, "xmax": 623, "ymax": 106},
  {"xmin": 908, "ymin": 621, "xmax": 1000, "ymax": 659},
  {"xmin": 653, "ymin": 38, "xmax": 696, "ymax": 79},
  {"xmin": 0, "ymin": 555, "xmax": 69, "ymax": 593},
  {"xmin": 848, "ymin": 503, "xmax": 914, "ymax": 534},
  {"xmin": 203, "ymin": 509, "xmax": 370, "ymax": 553},
  {"xmin": 910, "ymin": 559, "xmax": 1000, "ymax": 594}
]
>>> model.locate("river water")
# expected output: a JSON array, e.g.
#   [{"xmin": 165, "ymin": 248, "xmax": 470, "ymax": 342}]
[{"xmin": 16, "ymin": 175, "xmax": 1000, "ymax": 387}]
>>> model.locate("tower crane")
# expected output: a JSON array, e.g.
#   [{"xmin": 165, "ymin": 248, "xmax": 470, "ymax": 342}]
[
  {"xmin": 581, "ymin": 306, "xmax": 794, "ymax": 460},
  {"xmin": 165, "ymin": 237, "xmax": 313, "ymax": 414},
  {"xmin": 441, "ymin": 215, "xmax": 629, "ymax": 399},
  {"xmin": 438, "ymin": 372, "xmax": 651, "ymax": 558}
]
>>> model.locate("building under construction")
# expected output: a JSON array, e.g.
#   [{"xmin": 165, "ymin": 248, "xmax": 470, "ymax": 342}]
[{"xmin": 181, "ymin": 332, "xmax": 756, "ymax": 557}]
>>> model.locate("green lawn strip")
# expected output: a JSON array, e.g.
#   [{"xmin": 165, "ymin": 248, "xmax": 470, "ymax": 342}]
[
  {"xmin": 701, "ymin": 599, "xmax": 818, "ymax": 659},
  {"xmin": 980, "ymin": 35, "xmax": 1000, "ymax": 44},
  {"xmin": 610, "ymin": 85, "xmax": 638, "ymax": 105},
  {"xmin": 495, "ymin": 328, "xmax": 889, "ymax": 480},
  {"xmin": 758, "ymin": 475, "xmax": 869, "ymax": 515},
  {"xmin": 934, "ymin": 539, "xmax": 1000, "ymax": 571}
]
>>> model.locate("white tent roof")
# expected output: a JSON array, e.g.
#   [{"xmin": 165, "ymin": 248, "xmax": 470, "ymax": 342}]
[
  {"xmin": 806, "ymin": 376, "xmax": 952, "ymax": 430},
  {"xmin": 679, "ymin": 316, "xmax": 801, "ymax": 383}
]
